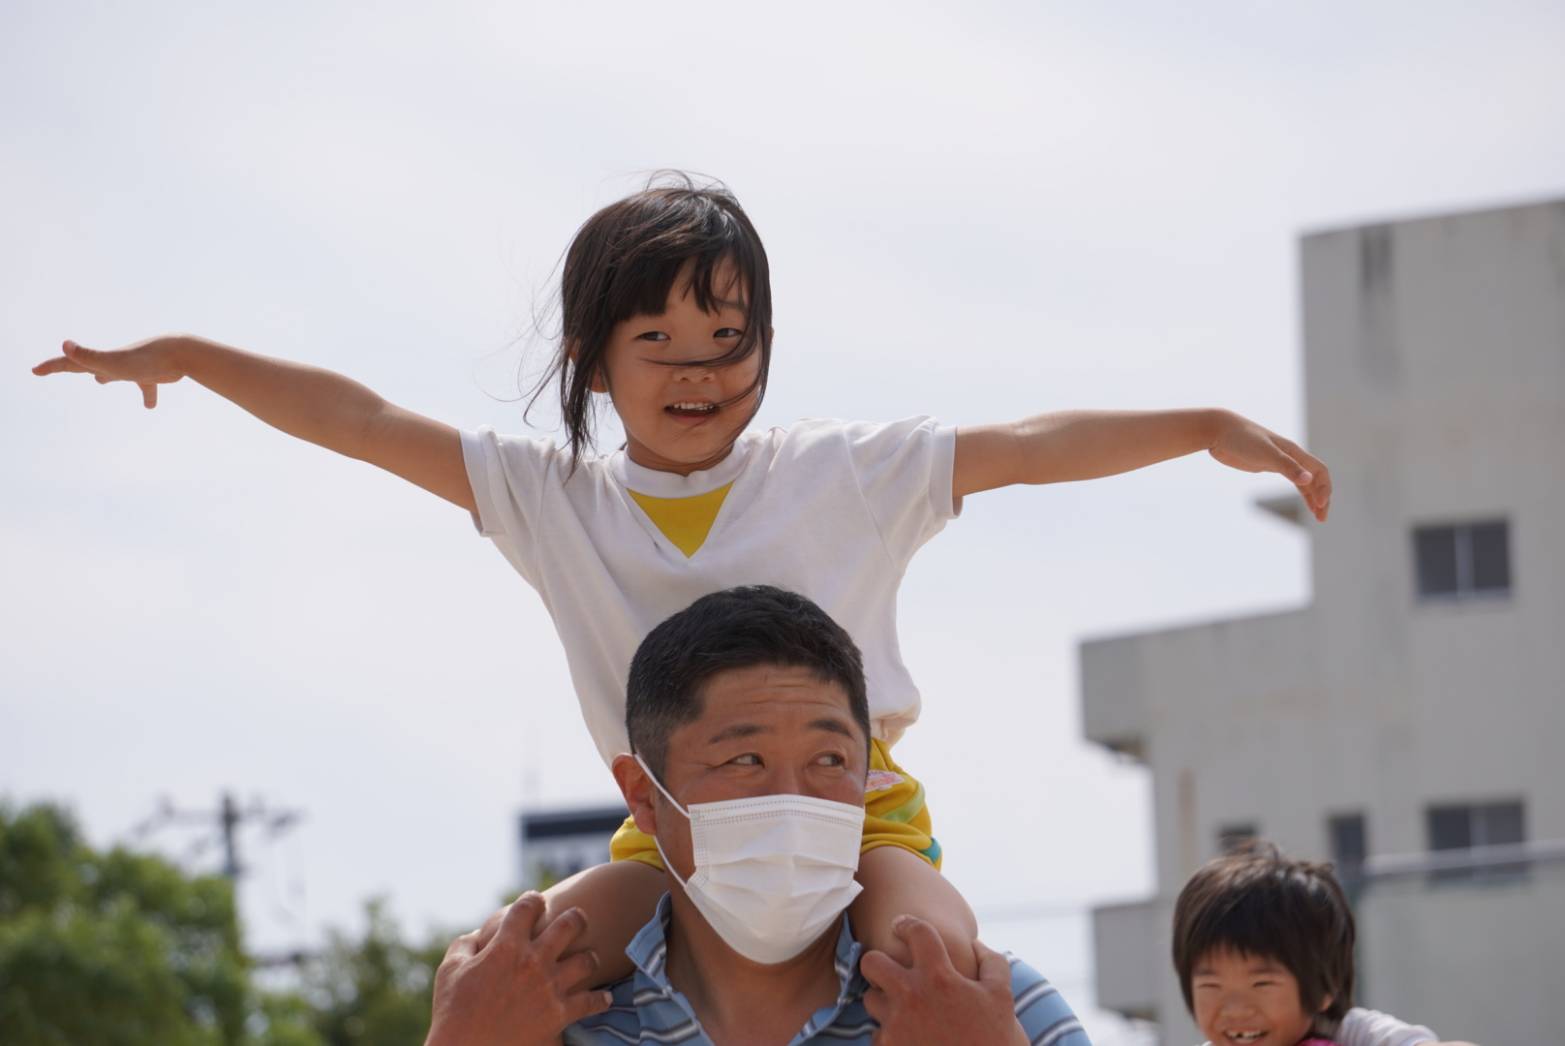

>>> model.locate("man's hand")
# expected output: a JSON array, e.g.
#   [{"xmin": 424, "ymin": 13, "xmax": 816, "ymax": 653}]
[
  {"xmin": 425, "ymin": 892, "xmax": 612, "ymax": 1046},
  {"xmin": 859, "ymin": 916, "xmax": 1027, "ymax": 1046},
  {"xmin": 1207, "ymin": 411, "xmax": 1332, "ymax": 522}
]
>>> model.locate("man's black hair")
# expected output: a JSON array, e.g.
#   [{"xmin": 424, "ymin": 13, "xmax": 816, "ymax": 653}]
[{"xmin": 626, "ymin": 585, "xmax": 869, "ymax": 777}]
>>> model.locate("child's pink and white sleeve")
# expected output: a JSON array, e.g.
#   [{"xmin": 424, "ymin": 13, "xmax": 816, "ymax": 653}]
[{"xmin": 1334, "ymin": 1007, "xmax": 1438, "ymax": 1046}]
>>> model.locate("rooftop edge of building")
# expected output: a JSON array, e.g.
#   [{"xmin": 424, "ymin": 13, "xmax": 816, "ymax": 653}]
[{"xmin": 1300, "ymin": 192, "xmax": 1565, "ymax": 242}]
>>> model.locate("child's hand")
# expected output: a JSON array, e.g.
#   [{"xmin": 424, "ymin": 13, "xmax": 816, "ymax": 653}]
[
  {"xmin": 32, "ymin": 337, "xmax": 188, "ymax": 409},
  {"xmin": 1207, "ymin": 411, "xmax": 1332, "ymax": 523}
]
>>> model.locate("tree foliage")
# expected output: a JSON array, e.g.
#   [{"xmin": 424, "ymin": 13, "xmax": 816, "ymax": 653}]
[
  {"xmin": 0, "ymin": 801, "xmax": 452, "ymax": 1046},
  {"xmin": 264, "ymin": 898, "xmax": 446, "ymax": 1046},
  {"xmin": 0, "ymin": 801, "xmax": 248, "ymax": 1044}
]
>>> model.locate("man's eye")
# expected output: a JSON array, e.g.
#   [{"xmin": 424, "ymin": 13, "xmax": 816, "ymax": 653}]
[
  {"xmin": 816, "ymin": 753, "xmax": 846, "ymax": 767},
  {"xmin": 728, "ymin": 754, "xmax": 761, "ymax": 767}
]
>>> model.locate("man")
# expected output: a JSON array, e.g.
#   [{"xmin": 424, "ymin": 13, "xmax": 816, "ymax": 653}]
[{"xmin": 428, "ymin": 586, "xmax": 1089, "ymax": 1045}]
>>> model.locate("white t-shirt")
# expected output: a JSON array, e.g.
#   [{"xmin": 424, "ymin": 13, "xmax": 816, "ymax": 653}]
[{"xmin": 461, "ymin": 417, "xmax": 960, "ymax": 766}]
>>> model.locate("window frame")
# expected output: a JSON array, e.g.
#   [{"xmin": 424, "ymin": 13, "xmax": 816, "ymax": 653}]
[
  {"xmin": 1424, "ymin": 799, "xmax": 1529, "ymax": 884},
  {"xmin": 1412, "ymin": 518, "xmax": 1513, "ymax": 603}
]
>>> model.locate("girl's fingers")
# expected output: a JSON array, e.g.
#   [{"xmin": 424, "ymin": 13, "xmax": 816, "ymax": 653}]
[
  {"xmin": 1272, "ymin": 446, "xmax": 1311, "ymax": 485},
  {"xmin": 1280, "ymin": 439, "xmax": 1332, "ymax": 519},
  {"xmin": 32, "ymin": 357, "xmax": 87, "ymax": 375},
  {"xmin": 141, "ymin": 383, "xmax": 158, "ymax": 409},
  {"xmin": 65, "ymin": 341, "xmax": 118, "ymax": 376}
]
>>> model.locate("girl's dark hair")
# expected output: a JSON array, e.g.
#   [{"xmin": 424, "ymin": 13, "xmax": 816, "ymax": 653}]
[
  {"xmin": 531, "ymin": 172, "xmax": 773, "ymax": 462},
  {"xmin": 1172, "ymin": 842, "xmax": 1356, "ymax": 1025}
]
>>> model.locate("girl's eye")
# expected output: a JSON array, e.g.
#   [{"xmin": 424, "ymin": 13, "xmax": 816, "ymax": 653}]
[
  {"xmin": 715, "ymin": 328, "xmax": 743, "ymax": 339},
  {"xmin": 636, "ymin": 331, "xmax": 670, "ymax": 342}
]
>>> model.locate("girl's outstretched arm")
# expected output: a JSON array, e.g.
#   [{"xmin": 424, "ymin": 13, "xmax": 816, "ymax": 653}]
[
  {"xmin": 33, "ymin": 335, "xmax": 475, "ymax": 511},
  {"xmin": 952, "ymin": 408, "xmax": 1331, "ymax": 522}
]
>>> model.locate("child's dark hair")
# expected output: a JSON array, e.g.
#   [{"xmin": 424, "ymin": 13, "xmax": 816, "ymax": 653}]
[
  {"xmin": 1172, "ymin": 841, "xmax": 1356, "ymax": 1024},
  {"xmin": 532, "ymin": 171, "xmax": 773, "ymax": 462}
]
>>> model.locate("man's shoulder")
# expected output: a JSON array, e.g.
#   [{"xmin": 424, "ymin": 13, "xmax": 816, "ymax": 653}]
[{"xmin": 1005, "ymin": 955, "xmax": 1091, "ymax": 1045}]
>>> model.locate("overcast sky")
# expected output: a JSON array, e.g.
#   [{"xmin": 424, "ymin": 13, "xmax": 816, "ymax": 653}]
[{"xmin": 4, "ymin": 2, "xmax": 1564, "ymax": 1040}]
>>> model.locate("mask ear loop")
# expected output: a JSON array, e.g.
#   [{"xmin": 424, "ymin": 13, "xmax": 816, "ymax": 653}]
[{"xmin": 633, "ymin": 752, "xmax": 693, "ymax": 888}]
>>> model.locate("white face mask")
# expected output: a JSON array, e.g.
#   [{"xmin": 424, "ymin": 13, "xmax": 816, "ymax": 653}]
[{"xmin": 635, "ymin": 753, "xmax": 865, "ymax": 965}]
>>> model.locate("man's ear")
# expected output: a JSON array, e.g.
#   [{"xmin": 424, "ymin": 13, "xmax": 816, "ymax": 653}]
[{"xmin": 612, "ymin": 753, "xmax": 658, "ymax": 837}]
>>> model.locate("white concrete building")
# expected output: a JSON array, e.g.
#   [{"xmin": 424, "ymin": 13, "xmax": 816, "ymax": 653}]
[{"xmin": 1083, "ymin": 199, "xmax": 1565, "ymax": 1044}]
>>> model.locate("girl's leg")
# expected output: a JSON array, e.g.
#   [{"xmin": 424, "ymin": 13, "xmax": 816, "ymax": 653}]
[
  {"xmin": 536, "ymin": 859, "xmax": 668, "ymax": 986},
  {"xmin": 851, "ymin": 845, "xmax": 980, "ymax": 979}
]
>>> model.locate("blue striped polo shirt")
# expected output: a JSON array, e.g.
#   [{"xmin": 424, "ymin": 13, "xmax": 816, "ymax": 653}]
[{"xmin": 564, "ymin": 895, "xmax": 1090, "ymax": 1045}]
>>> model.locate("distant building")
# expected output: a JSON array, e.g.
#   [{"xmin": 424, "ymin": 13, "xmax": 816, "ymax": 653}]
[
  {"xmin": 517, "ymin": 805, "xmax": 628, "ymax": 891},
  {"xmin": 1083, "ymin": 199, "xmax": 1565, "ymax": 1043}
]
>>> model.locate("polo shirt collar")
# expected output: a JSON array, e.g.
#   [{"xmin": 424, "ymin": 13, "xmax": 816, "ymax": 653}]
[{"xmin": 625, "ymin": 894, "xmax": 868, "ymax": 1043}]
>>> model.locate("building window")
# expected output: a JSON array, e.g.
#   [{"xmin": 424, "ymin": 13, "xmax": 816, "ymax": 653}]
[
  {"xmin": 1414, "ymin": 520, "xmax": 1511, "ymax": 601},
  {"xmin": 1217, "ymin": 823, "xmax": 1259, "ymax": 855},
  {"xmin": 1328, "ymin": 813, "xmax": 1368, "ymax": 889},
  {"xmin": 1425, "ymin": 801, "xmax": 1528, "ymax": 882}
]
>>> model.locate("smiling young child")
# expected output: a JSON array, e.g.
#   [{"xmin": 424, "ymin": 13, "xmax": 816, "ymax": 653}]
[{"xmin": 1173, "ymin": 844, "xmax": 1472, "ymax": 1046}]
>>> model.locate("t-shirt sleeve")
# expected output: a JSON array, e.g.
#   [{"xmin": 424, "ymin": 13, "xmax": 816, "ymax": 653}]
[
  {"xmin": 1007, "ymin": 956, "xmax": 1090, "ymax": 1045},
  {"xmin": 840, "ymin": 417, "xmax": 960, "ymax": 565},
  {"xmin": 459, "ymin": 426, "xmax": 560, "ymax": 587},
  {"xmin": 1335, "ymin": 1007, "xmax": 1437, "ymax": 1046}
]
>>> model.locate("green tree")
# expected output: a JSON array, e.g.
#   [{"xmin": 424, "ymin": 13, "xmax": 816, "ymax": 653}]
[
  {"xmin": 271, "ymin": 899, "xmax": 445, "ymax": 1046},
  {"xmin": 1, "ymin": 800, "xmax": 458, "ymax": 1046},
  {"xmin": 0, "ymin": 801, "xmax": 249, "ymax": 1045}
]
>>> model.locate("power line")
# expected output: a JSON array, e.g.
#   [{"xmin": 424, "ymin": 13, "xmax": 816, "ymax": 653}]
[{"xmin": 129, "ymin": 790, "xmax": 304, "ymax": 881}]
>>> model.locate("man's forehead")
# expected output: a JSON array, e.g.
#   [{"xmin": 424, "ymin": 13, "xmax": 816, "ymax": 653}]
[{"xmin": 677, "ymin": 664, "xmax": 858, "ymax": 738}]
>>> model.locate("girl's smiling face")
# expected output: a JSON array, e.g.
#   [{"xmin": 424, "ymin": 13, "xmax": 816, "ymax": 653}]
[
  {"xmin": 1191, "ymin": 949, "xmax": 1326, "ymax": 1046},
  {"xmin": 595, "ymin": 259, "xmax": 762, "ymax": 475}
]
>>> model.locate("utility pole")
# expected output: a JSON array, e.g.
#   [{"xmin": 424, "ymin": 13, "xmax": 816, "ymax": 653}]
[
  {"xmin": 129, "ymin": 791, "xmax": 313, "ymax": 970},
  {"xmin": 130, "ymin": 790, "xmax": 304, "ymax": 881}
]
